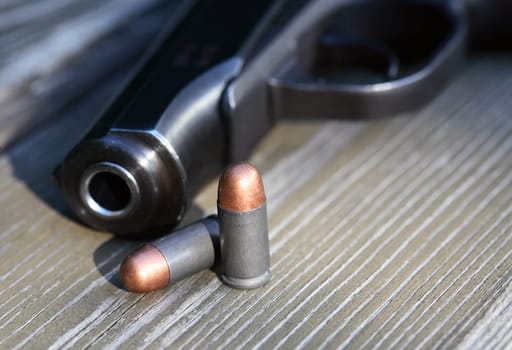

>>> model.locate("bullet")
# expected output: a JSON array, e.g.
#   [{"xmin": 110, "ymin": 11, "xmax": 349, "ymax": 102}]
[
  {"xmin": 120, "ymin": 216, "xmax": 219, "ymax": 293},
  {"xmin": 218, "ymin": 163, "xmax": 270, "ymax": 289}
]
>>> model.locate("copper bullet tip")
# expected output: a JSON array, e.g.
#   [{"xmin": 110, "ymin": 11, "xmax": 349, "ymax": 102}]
[
  {"xmin": 120, "ymin": 244, "xmax": 170, "ymax": 293},
  {"xmin": 218, "ymin": 162, "xmax": 266, "ymax": 211}
]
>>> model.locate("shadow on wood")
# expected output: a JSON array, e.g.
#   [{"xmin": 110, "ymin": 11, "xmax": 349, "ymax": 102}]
[
  {"xmin": 5, "ymin": 2, "xmax": 178, "ymax": 221},
  {"xmin": 93, "ymin": 204, "xmax": 208, "ymax": 290}
]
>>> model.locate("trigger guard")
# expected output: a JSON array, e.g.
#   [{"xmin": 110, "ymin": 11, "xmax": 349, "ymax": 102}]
[{"xmin": 268, "ymin": 0, "xmax": 466, "ymax": 120}]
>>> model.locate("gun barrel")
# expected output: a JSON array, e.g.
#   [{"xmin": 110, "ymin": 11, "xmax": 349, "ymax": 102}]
[{"xmin": 57, "ymin": 0, "xmax": 280, "ymax": 236}]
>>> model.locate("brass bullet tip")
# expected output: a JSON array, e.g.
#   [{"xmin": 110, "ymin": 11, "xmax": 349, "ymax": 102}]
[
  {"xmin": 120, "ymin": 244, "xmax": 170, "ymax": 293},
  {"xmin": 218, "ymin": 162, "xmax": 266, "ymax": 211}
]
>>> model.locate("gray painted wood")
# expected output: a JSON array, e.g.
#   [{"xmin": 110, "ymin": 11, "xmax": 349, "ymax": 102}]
[
  {"xmin": 0, "ymin": 4, "xmax": 511, "ymax": 348},
  {"xmin": 0, "ymin": 0, "xmax": 182, "ymax": 149}
]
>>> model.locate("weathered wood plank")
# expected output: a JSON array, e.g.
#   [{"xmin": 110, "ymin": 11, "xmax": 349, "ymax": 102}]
[
  {"xmin": 1, "ymin": 55, "xmax": 512, "ymax": 349},
  {"xmin": 0, "ymin": 0, "xmax": 185, "ymax": 149},
  {"xmin": 2, "ymin": 2, "xmax": 512, "ymax": 347}
]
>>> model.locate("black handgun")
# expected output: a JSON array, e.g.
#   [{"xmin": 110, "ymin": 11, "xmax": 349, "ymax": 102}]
[{"xmin": 57, "ymin": 0, "xmax": 504, "ymax": 237}]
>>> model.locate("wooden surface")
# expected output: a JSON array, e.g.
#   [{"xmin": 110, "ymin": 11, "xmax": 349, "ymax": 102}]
[
  {"xmin": 0, "ymin": 0, "xmax": 183, "ymax": 149},
  {"xmin": 1, "ymin": 53, "xmax": 512, "ymax": 349},
  {"xmin": 1, "ymin": 2, "xmax": 512, "ymax": 347}
]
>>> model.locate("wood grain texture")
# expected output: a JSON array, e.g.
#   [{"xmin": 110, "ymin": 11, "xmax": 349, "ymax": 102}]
[
  {"xmin": 0, "ymin": 0, "xmax": 184, "ymax": 149},
  {"xmin": 458, "ymin": 282, "xmax": 512, "ymax": 350},
  {"xmin": 1, "ymin": 52, "xmax": 512, "ymax": 349}
]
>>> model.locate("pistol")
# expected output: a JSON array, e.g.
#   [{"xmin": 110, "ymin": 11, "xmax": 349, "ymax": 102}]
[{"xmin": 57, "ymin": 0, "xmax": 473, "ymax": 237}]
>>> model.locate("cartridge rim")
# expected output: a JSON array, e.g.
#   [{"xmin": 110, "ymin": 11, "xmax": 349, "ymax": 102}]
[{"xmin": 221, "ymin": 270, "xmax": 270, "ymax": 289}]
